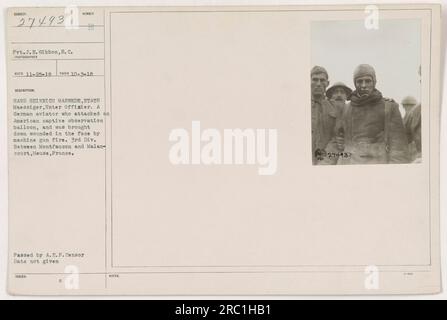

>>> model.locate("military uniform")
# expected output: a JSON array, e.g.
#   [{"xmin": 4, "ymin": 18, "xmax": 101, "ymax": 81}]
[
  {"xmin": 311, "ymin": 98, "xmax": 339, "ymax": 165},
  {"xmin": 404, "ymin": 104, "xmax": 422, "ymax": 162},
  {"xmin": 338, "ymin": 92, "xmax": 409, "ymax": 164},
  {"xmin": 337, "ymin": 65, "xmax": 409, "ymax": 165}
]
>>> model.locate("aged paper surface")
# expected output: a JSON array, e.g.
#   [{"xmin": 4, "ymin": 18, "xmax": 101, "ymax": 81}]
[{"xmin": 6, "ymin": 4, "xmax": 441, "ymax": 295}]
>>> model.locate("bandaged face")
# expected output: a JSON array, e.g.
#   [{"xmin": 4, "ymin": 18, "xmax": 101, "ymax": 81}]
[{"xmin": 332, "ymin": 87, "xmax": 348, "ymax": 103}]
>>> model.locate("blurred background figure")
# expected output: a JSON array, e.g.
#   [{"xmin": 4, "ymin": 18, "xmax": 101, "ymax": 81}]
[
  {"xmin": 402, "ymin": 95, "xmax": 421, "ymax": 163},
  {"xmin": 406, "ymin": 66, "xmax": 422, "ymax": 163},
  {"xmin": 404, "ymin": 104, "xmax": 421, "ymax": 162},
  {"xmin": 399, "ymin": 64, "xmax": 422, "ymax": 163},
  {"xmin": 401, "ymin": 96, "xmax": 418, "ymax": 119}
]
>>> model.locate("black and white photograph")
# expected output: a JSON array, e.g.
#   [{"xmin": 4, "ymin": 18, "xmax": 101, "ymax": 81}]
[{"xmin": 311, "ymin": 19, "xmax": 422, "ymax": 165}]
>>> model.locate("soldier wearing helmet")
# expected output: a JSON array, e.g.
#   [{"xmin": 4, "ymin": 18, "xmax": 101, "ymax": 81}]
[
  {"xmin": 401, "ymin": 96, "xmax": 421, "ymax": 162},
  {"xmin": 401, "ymin": 96, "xmax": 418, "ymax": 120},
  {"xmin": 326, "ymin": 82, "xmax": 352, "ymax": 115}
]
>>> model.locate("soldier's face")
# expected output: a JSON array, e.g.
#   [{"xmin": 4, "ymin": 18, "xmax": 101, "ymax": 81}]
[
  {"xmin": 332, "ymin": 88, "xmax": 347, "ymax": 102},
  {"xmin": 311, "ymin": 73, "xmax": 329, "ymax": 98},
  {"xmin": 355, "ymin": 76, "xmax": 375, "ymax": 96}
]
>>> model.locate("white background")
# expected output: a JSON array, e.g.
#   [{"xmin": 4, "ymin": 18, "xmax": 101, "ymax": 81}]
[{"xmin": 0, "ymin": 0, "xmax": 445, "ymax": 300}]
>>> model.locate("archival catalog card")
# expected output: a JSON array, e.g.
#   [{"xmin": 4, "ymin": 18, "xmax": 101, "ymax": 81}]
[{"xmin": 6, "ymin": 4, "xmax": 442, "ymax": 295}]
